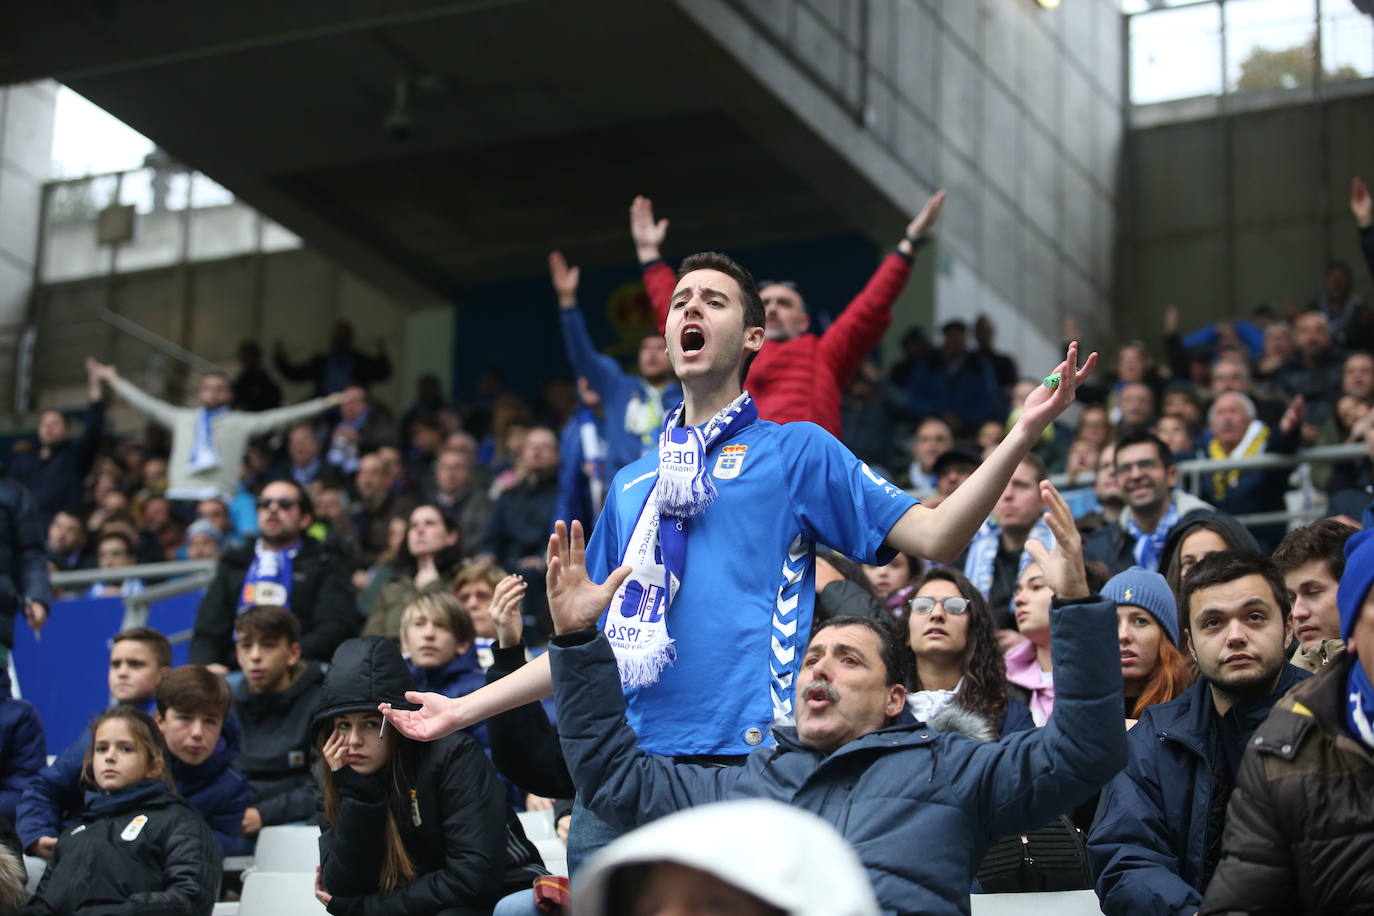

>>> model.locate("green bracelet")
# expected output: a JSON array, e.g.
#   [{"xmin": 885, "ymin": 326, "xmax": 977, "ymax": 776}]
[{"xmin": 1042, "ymin": 372, "xmax": 1062, "ymax": 390}]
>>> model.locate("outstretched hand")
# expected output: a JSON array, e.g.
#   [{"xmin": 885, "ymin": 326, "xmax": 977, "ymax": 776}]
[
  {"xmin": 1280, "ymin": 394, "xmax": 1306, "ymax": 437},
  {"xmin": 85, "ymin": 356, "xmax": 115, "ymax": 385},
  {"xmin": 546, "ymin": 519, "xmax": 631, "ymax": 635},
  {"xmin": 378, "ymin": 690, "xmax": 468, "ymax": 742},
  {"xmin": 905, "ymin": 189, "xmax": 946, "ymax": 240},
  {"xmin": 1352, "ymin": 177, "xmax": 1372, "ymax": 229},
  {"xmin": 629, "ymin": 195, "xmax": 669, "ymax": 263},
  {"xmin": 1016, "ymin": 342, "xmax": 1098, "ymax": 438},
  {"xmin": 490, "ymin": 573, "xmax": 527, "ymax": 648},
  {"xmin": 548, "ymin": 250, "xmax": 580, "ymax": 308},
  {"xmin": 1023, "ymin": 481, "xmax": 1089, "ymax": 600}
]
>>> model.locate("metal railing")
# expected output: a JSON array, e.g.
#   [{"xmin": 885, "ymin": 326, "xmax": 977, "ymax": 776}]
[{"xmin": 51, "ymin": 559, "xmax": 215, "ymax": 638}]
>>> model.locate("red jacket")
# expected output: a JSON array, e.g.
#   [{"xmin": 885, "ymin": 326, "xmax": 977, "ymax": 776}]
[{"xmin": 644, "ymin": 252, "xmax": 914, "ymax": 435}]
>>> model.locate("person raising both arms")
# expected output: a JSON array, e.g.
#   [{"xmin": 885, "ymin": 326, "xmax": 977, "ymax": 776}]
[
  {"xmin": 628, "ymin": 191, "xmax": 946, "ymax": 436},
  {"xmin": 382, "ymin": 249, "xmax": 1096, "ymax": 868}
]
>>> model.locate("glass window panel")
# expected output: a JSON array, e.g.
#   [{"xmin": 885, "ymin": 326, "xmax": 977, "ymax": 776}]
[
  {"xmin": 1225, "ymin": 0, "xmax": 1318, "ymax": 94},
  {"xmin": 1321, "ymin": 2, "xmax": 1374, "ymax": 83},
  {"xmin": 1130, "ymin": 3, "xmax": 1224, "ymax": 103}
]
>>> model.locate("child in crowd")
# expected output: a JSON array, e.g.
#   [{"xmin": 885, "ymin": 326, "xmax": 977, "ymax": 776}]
[
  {"xmin": 85, "ymin": 531, "xmax": 145, "ymax": 599},
  {"xmin": 154, "ymin": 666, "xmax": 252, "ymax": 856},
  {"xmin": 860, "ymin": 553, "xmax": 920, "ymax": 621},
  {"xmin": 313, "ymin": 637, "xmax": 546, "ymax": 915},
  {"xmin": 20, "ymin": 706, "xmax": 220, "ymax": 915},
  {"xmin": 401, "ymin": 593, "xmax": 491, "ymax": 752},
  {"xmin": 231, "ymin": 605, "xmax": 326, "ymax": 839},
  {"xmin": 18, "ymin": 627, "xmax": 172, "ymax": 856}
]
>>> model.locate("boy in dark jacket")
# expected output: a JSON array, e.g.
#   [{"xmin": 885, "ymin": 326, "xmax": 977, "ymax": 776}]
[
  {"xmin": 1088, "ymin": 550, "xmax": 1310, "ymax": 915},
  {"xmin": 231, "ymin": 605, "xmax": 326, "ymax": 838},
  {"xmin": 155, "ymin": 665, "xmax": 253, "ymax": 856},
  {"xmin": 18, "ymin": 627, "xmax": 171, "ymax": 856}
]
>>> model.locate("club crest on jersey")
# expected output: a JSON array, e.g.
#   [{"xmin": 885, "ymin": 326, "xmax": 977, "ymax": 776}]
[
  {"xmin": 712, "ymin": 444, "xmax": 749, "ymax": 480},
  {"xmin": 121, "ymin": 814, "xmax": 148, "ymax": 842}
]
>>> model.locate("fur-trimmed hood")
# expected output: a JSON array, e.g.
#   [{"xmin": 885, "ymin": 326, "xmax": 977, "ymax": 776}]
[{"xmin": 924, "ymin": 702, "xmax": 1000, "ymax": 743}]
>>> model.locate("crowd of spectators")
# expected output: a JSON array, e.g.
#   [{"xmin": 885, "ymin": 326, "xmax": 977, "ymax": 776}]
[{"xmin": 0, "ymin": 178, "xmax": 1367, "ymax": 914}]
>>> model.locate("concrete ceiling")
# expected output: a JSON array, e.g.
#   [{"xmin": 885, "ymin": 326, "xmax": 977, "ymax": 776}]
[{"xmin": 2, "ymin": 0, "xmax": 890, "ymax": 307}]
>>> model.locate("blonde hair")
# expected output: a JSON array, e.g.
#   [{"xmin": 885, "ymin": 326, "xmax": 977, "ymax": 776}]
[{"xmin": 400, "ymin": 592, "xmax": 476, "ymax": 647}]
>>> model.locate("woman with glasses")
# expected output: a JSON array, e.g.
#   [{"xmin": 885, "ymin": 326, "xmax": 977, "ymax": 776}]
[
  {"xmin": 364, "ymin": 504, "xmax": 465, "ymax": 639},
  {"xmin": 900, "ymin": 567, "xmax": 1034, "ymax": 738}
]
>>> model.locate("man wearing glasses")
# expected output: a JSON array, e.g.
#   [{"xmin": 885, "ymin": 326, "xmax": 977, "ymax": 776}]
[
  {"xmin": 189, "ymin": 480, "xmax": 360, "ymax": 673},
  {"xmin": 1084, "ymin": 431, "xmax": 1214, "ymax": 577}
]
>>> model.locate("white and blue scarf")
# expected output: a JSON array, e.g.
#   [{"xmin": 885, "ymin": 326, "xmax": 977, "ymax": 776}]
[
  {"xmin": 1126, "ymin": 500, "xmax": 1180, "ymax": 572},
  {"xmin": 189, "ymin": 406, "xmax": 228, "ymax": 474},
  {"xmin": 964, "ymin": 518, "xmax": 1055, "ymax": 599},
  {"xmin": 605, "ymin": 392, "xmax": 757, "ymax": 688},
  {"xmin": 238, "ymin": 540, "xmax": 299, "ymax": 610},
  {"xmin": 1347, "ymin": 661, "xmax": 1374, "ymax": 754}
]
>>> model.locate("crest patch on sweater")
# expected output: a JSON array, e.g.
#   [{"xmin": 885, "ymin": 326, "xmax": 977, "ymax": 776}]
[
  {"xmin": 712, "ymin": 444, "xmax": 748, "ymax": 480},
  {"xmin": 121, "ymin": 814, "xmax": 148, "ymax": 841},
  {"xmin": 288, "ymin": 750, "xmax": 305, "ymax": 768}
]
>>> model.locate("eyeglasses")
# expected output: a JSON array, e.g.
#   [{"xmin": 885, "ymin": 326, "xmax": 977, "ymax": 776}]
[
  {"xmin": 908, "ymin": 596, "xmax": 970, "ymax": 615},
  {"xmin": 1115, "ymin": 457, "xmax": 1163, "ymax": 475},
  {"xmin": 257, "ymin": 497, "xmax": 298, "ymax": 510}
]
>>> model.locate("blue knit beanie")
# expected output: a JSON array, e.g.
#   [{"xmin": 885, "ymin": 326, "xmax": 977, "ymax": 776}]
[
  {"xmin": 1103, "ymin": 566, "xmax": 1179, "ymax": 646},
  {"xmin": 1337, "ymin": 528, "xmax": 1374, "ymax": 641}
]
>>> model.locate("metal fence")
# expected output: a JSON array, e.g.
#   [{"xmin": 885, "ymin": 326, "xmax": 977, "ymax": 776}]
[{"xmin": 50, "ymin": 559, "xmax": 215, "ymax": 642}]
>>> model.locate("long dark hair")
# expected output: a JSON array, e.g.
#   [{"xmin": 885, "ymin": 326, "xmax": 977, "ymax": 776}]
[
  {"xmin": 899, "ymin": 567, "xmax": 1009, "ymax": 731},
  {"xmin": 394, "ymin": 504, "xmax": 464, "ymax": 578},
  {"xmin": 316, "ymin": 718, "xmax": 419, "ymax": 891},
  {"xmin": 1160, "ymin": 514, "xmax": 1260, "ymax": 596}
]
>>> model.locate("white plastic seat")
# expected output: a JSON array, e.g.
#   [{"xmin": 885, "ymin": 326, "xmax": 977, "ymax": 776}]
[
  {"xmin": 238, "ymin": 871, "xmax": 324, "ymax": 916},
  {"xmin": 969, "ymin": 889, "xmax": 1103, "ymax": 915},
  {"xmin": 251, "ymin": 825, "xmax": 321, "ymax": 874}
]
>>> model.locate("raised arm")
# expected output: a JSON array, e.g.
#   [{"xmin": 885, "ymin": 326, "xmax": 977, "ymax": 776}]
[
  {"xmin": 242, "ymin": 391, "xmax": 344, "ymax": 436},
  {"xmin": 1353, "ymin": 176, "xmax": 1374, "ymax": 283},
  {"xmin": 551, "ymin": 250, "xmax": 630, "ymax": 402},
  {"xmin": 886, "ymin": 342, "xmax": 1098, "ymax": 563},
  {"xmin": 630, "ymin": 196, "xmax": 674, "ymax": 330},
  {"xmin": 89, "ymin": 357, "xmax": 182, "ymax": 429},
  {"xmin": 818, "ymin": 190, "xmax": 945, "ymax": 384}
]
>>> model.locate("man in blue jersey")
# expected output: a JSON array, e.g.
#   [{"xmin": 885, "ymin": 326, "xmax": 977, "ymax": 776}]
[{"xmin": 382, "ymin": 249, "xmax": 1097, "ymax": 867}]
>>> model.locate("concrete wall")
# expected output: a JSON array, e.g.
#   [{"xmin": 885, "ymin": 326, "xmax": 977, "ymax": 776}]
[
  {"xmin": 676, "ymin": 0, "xmax": 1125, "ymax": 371},
  {"xmin": 0, "ymin": 81, "xmax": 57, "ymax": 410},
  {"xmin": 1121, "ymin": 90, "xmax": 1374, "ymax": 341},
  {"xmin": 29, "ymin": 247, "xmax": 422, "ymax": 427}
]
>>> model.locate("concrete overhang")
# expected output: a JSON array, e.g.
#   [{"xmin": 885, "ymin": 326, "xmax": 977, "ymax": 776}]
[{"xmin": 3, "ymin": 0, "xmax": 914, "ymax": 307}]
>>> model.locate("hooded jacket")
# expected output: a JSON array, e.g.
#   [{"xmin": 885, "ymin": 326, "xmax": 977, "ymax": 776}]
[
  {"xmin": 1088, "ymin": 663, "xmax": 1310, "ymax": 915},
  {"xmin": 549, "ymin": 595, "xmax": 1127, "ymax": 916},
  {"xmin": 190, "ymin": 536, "xmax": 361, "ymax": 668},
  {"xmin": 20, "ymin": 780, "xmax": 221, "ymax": 916},
  {"xmin": 1201, "ymin": 653, "xmax": 1374, "ymax": 914},
  {"xmin": 232, "ymin": 662, "xmax": 326, "ymax": 827},
  {"xmin": 314, "ymin": 638, "xmax": 546, "ymax": 916}
]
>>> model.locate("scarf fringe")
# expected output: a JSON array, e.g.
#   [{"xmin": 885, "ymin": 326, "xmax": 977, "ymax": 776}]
[
  {"xmin": 616, "ymin": 632, "xmax": 677, "ymax": 689},
  {"xmin": 654, "ymin": 465, "xmax": 717, "ymax": 518}
]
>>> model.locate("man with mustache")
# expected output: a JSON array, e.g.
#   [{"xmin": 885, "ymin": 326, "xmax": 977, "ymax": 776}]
[
  {"xmin": 1088, "ymin": 550, "xmax": 1309, "ymax": 915},
  {"xmin": 539, "ymin": 495, "xmax": 1126, "ymax": 914}
]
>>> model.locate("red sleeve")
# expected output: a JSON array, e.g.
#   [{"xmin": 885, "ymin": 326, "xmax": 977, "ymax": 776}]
[
  {"xmin": 643, "ymin": 261, "xmax": 675, "ymax": 335},
  {"xmin": 817, "ymin": 252, "xmax": 914, "ymax": 385}
]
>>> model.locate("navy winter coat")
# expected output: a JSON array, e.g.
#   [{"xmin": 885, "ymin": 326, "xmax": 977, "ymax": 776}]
[
  {"xmin": 0, "ymin": 471, "xmax": 53, "ymax": 649},
  {"xmin": 550, "ymin": 595, "xmax": 1129, "ymax": 916},
  {"xmin": 18, "ymin": 712, "xmax": 251, "ymax": 857},
  {"xmin": 0, "ymin": 668, "xmax": 45, "ymax": 826},
  {"xmin": 1088, "ymin": 663, "xmax": 1310, "ymax": 915},
  {"xmin": 408, "ymin": 647, "xmax": 489, "ymax": 752},
  {"xmin": 10, "ymin": 399, "xmax": 105, "ymax": 528}
]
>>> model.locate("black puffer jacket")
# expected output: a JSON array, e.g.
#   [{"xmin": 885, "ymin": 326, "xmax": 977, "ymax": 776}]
[
  {"xmin": 190, "ymin": 536, "xmax": 360, "ymax": 668},
  {"xmin": 1201, "ymin": 653, "xmax": 1374, "ymax": 914},
  {"xmin": 0, "ymin": 471, "xmax": 52, "ymax": 649},
  {"xmin": 21, "ymin": 780, "xmax": 221, "ymax": 915},
  {"xmin": 314, "ymin": 638, "xmax": 546, "ymax": 916},
  {"xmin": 233, "ymin": 662, "xmax": 326, "ymax": 827}
]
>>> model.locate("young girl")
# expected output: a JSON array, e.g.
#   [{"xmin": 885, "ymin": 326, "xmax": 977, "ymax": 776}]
[
  {"xmin": 313, "ymin": 636, "xmax": 546, "ymax": 916},
  {"xmin": 861, "ymin": 553, "xmax": 921, "ymax": 621},
  {"xmin": 901, "ymin": 567, "xmax": 1034, "ymax": 738},
  {"xmin": 22, "ymin": 706, "xmax": 220, "ymax": 916}
]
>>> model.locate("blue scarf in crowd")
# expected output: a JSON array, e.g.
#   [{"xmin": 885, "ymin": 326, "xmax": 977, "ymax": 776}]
[
  {"xmin": 238, "ymin": 540, "xmax": 298, "ymax": 610},
  {"xmin": 1347, "ymin": 662, "xmax": 1374, "ymax": 754},
  {"xmin": 963, "ymin": 517, "xmax": 1054, "ymax": 600},
  {"xmin": 188, "ymin": 406, "xmax": 228, "ymax": 474},
  {"xmin": 1127, "ymin": 500, "xmax": 1179, "ymax": 572},
  {"xmin": 605, "ymin": 392, "xmax": 756, "ymax": 688}
]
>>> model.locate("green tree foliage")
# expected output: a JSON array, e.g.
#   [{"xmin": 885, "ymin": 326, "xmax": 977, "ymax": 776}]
[{"xmin": 1236, "ymin": 36, "xmax": 1360, "ymax": 92}]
